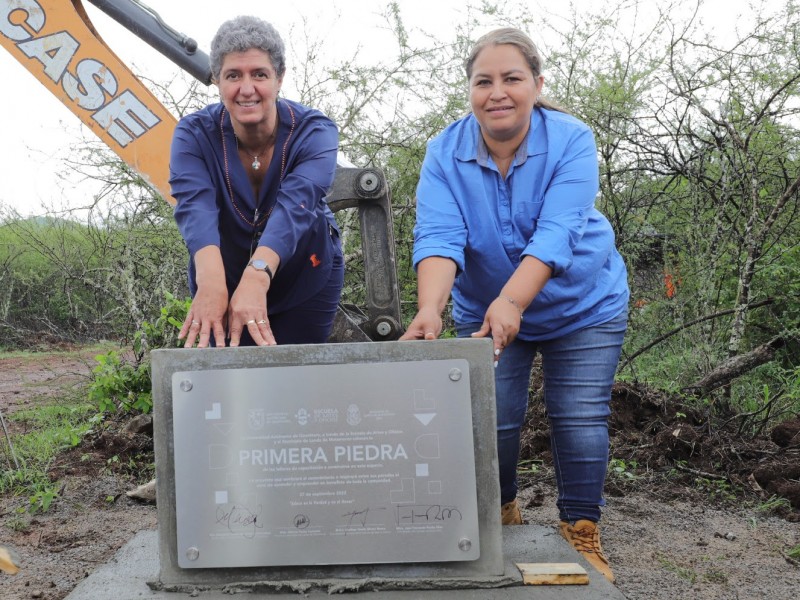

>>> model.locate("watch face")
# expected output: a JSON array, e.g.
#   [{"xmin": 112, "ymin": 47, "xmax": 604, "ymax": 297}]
[{"xmin": 250, "ymin": 259, "xmax": 267, "ymax": 270}]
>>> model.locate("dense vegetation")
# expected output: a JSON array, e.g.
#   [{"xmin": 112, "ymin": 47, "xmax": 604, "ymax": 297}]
[{"xmin": 0, "ymin": 0, "xmax": 798, "ymax": 428}]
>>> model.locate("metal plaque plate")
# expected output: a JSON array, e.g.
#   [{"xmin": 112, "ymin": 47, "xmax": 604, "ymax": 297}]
[{"xmin": 172, "ymin": 359, "xmax": 479, "ymax": 568}]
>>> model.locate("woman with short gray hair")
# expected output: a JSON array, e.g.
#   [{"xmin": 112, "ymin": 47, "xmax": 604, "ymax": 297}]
[
  {"xmin": 209, "ymin": 15, "xmax": 286, "ymax": 80},
  {"xmin": 170, "ymin": 15, "xmax": 343, "ymax": 348}
]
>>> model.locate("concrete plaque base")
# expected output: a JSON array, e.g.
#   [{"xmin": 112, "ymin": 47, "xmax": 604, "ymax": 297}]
[{"xmin": 152, "ymin": 339, "xmax": 504, "ymax": 590}]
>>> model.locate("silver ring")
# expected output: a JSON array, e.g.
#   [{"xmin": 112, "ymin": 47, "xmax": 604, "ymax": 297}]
[
  {"xmin": 191, "ymin": 320, "xmax": 199, "ymax": 326},
  {"xmin": 246, "ymin": 319, "xmax": 256, "ymax": 325},
  {"xmin": 257, "ymin": 319, "xmax": 267, "ymax": 325}
]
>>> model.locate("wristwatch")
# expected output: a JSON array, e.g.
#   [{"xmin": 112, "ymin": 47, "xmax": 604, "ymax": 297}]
[{"xmin": 247, "ymin": 258, "xmax": 274, "ymax": 282}]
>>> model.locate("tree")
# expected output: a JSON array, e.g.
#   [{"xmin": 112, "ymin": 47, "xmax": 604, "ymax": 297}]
[
  {"xmin": 539, "ymin": 0, "xmax": 799, "ymax": 405},
  {"xmin": 5, "ymin": 0, "xmax": 798, "ymax": 416}
]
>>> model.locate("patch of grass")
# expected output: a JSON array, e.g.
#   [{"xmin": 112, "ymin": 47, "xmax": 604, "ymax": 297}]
[
  {"xmin": 0, "ymin": 342, "xmax": 117, "ymax": 361},
  {"xmin": 757, "ymin": 494, "xmax": 791, "ymax": 514},
  {"xmin": 787, "ymin": 544, "xmax": 800, "ymax": 561},
  {"xmin": 694, "ymin": 477, "xmax": 738, "ymax": 503},
  {"xmin": 702, "ymin": 567, "xmax": 728, "ymax": 584},
  {"xmin": 5, "ymin": 515, "xmax": 30, "ymax": 532},
  {"xmin": 0, "ymin": 393, "xmax": 95, "ymax": 513},
  {"xmin": 0, "ymin": 467, "xmax": 60, "ymax": 514},
  {"xmin": 8, "ymin": 402, "xmax": 95, "ymax": 453},
  {"xmin": 657, "ymin": 556, "xmax": 697, "ymax": 583},
  {"xmin": 100, "ymin": 451, "xmax": 155, "ymax": 481},
  {"xmin": 0, "ymin": 466, "xmax": 49, "ymax": 495}
]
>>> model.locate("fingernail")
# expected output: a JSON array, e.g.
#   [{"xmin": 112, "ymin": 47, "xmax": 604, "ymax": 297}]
[{"xmin": 494, "ymin": 361, "xmax": 498, "ymax": 368}]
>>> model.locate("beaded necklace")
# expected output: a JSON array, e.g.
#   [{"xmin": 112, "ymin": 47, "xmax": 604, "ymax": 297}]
[
  {"xmin": 236, "ymin": 133, "xmax": 274, "ymax": 171},
  {"xmin": 219, "ymin": 100, "xmax": 296, "ymax": 230}
]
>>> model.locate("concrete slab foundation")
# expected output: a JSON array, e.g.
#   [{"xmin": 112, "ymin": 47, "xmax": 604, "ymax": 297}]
[
  {"xmin": 66, "ymin": 527, "xmax": 627, "ymax": 599},
  {"xmin": 87, "ymin": 339, "xmax": 624, "ymax": 599}
]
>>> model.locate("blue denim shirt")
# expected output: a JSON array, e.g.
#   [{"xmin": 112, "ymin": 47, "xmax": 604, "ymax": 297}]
[
  {"xmin": 413, "ymin": 107, "xmax": 629, "ymax": 340},
  {"xmin": 170, "ymin": 99, "xmax": 341, "ymax": 314}
]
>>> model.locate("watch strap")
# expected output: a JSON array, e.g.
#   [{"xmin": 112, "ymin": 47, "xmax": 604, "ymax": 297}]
[{"xmin": 248, "ymin": 259, "xmax": 274, "ymax": 282}]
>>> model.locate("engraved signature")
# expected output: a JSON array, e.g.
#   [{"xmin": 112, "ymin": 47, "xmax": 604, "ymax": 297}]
[
  {"xmin": 340, "ymin": 506, "xmax": 387, "ymax": 532},
  {"xmin": 396, "ymin": 505, "xmax": 462, "ymax": 525},
  {"xmin": 342, "ymin": 507, "xmax": 371, "ymax": 527},
  {"xmin": 294, "ymin": 514, "xmax": 310, "ymax": 529},
  {"xmin": 215, "ymin": 504, "xmax": 263, "ymax": 539}
]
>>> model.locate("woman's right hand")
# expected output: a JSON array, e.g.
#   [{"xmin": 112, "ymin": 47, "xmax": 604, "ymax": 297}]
[
  {"xmin": 399, "ymin": 306, "xmax": 443, "ymax": 341},
  {"xmin": 180, "ymin": 246, "xmax": 229, "ymax": 348},
  {"xmin": 180, "ymin": 284, "xmax": 229, "ymax": 348},
  {"xmin": 399, "ymin": 257, "xmax": 457, "ymax": 342}
]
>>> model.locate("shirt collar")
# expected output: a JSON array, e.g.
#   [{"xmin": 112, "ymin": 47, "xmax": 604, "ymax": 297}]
[{"xmin": 460, "ymin": 107, "xmax": 543, "ymax": 168}]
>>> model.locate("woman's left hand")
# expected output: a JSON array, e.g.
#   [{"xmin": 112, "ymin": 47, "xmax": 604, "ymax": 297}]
[
  {"xmin": 228, "ymin": 273, "xmax": 276, "ymax": 347},
  {"xmin": 471, "ymin": 297, "xmax": 523, "ymax": 364}
]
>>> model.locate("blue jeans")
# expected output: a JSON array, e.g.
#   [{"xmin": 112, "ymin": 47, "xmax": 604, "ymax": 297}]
[{"xmin": 457, "ymin": 310, "xmax": 627, "ymax": 523}]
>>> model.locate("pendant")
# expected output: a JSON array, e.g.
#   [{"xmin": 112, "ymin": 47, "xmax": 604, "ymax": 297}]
[{"xmin": 252, "ymin": 156, "xmax": 261, "ymax": 170}]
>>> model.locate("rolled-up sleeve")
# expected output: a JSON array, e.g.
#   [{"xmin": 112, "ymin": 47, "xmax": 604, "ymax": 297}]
[
  {"xmin": 522, "ymin": 125, "xmax": 599, "ymax": 276},
  {"xmin": 169, "ymin": 121, "xmax": 221, "ymax": 256},
  {"xmin": 413, "ymin": 147, "xmax": 468, "ymax": 273}
]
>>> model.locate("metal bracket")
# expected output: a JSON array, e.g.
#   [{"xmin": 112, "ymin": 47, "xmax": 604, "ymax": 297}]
[{"xmin": 327, "ymin": 167, "xmax": 404, "ymax": 342}]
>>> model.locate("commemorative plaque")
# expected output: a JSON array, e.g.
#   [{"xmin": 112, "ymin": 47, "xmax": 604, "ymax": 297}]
[{"xmin": 172, "ymin": 359, "xmax": 479, "ymax": 568}]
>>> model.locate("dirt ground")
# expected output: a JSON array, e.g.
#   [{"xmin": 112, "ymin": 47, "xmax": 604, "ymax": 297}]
[{"xmin": 0, "ymin": 349, "xmax": 798, "ymax": 600}]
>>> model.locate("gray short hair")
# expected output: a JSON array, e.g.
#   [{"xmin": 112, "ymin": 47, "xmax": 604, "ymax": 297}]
[{"xmin": 210, "ymin": 16, "xmax": 286, "ymax": 81}]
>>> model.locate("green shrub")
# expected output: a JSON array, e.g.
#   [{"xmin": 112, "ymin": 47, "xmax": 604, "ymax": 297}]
[
  {"xmin": 88, "ymin": 350, "xmax": 152, "ymax": 414},
  {"xmin": 87, "ymin": 293, "xmax": 190, "ymax": 415},
  {"xmin": 132, "ymin": 292, "xmax": 191, "ymax": 360}
]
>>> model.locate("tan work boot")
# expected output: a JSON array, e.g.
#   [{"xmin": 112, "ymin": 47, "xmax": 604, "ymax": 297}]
[
  {"xmin": 559, "ymin": 519, "xmax": 615, "ymax": 583},
  {"xmin": 500, "ymin": 499, "xmax": 523, "ymax": 525}
]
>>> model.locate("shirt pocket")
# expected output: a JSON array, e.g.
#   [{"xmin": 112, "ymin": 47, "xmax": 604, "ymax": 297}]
[{"xmin": 513, "ymin": 194, "xmax": 544, "ymax": 240}]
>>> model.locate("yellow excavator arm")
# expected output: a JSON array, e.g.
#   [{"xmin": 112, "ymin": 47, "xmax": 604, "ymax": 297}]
[{"xmin": 0, "ymin": 0, "xmax": 211, "ymax": 203}]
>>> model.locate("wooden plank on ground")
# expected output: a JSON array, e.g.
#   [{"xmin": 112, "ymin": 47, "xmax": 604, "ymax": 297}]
[
  {"xmin": 516, "ymin": 562, "xmax": 589, "ymax": 585},
  {"xmin": 0, "ymin": 545, "xmax": 20, "ymax": 575}
]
